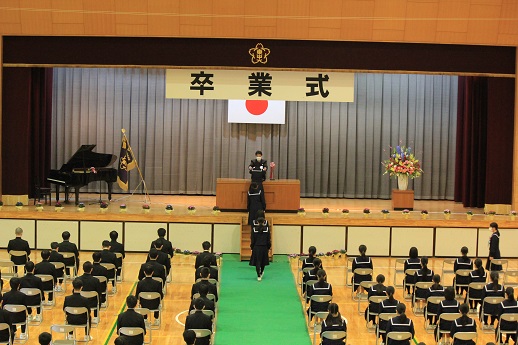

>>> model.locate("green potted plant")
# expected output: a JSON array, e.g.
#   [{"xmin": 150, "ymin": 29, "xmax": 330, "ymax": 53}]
[
  {"xmin": 466, "ymin": 210, "xmax": 473, "ymax": 220},
  {"xmin": 420, "ymin": 210, "xmax": 428, "ymax": 220},
  {"xmin": 322, "ymin": 207, "xmax": 330, "ymax": 218},
  {"xmin": 77, "ymin": 202, "xmax": 85, "ymax": 212},
  {"xmin": 212, "ymin": 206, "xmax": 221, "ymax": 216},
  {"xmin": 165, "ymin": 204, "xmax": 173, "ymax": 214},
  {"xmin": 35, "ymin": 202, "xmax": 44, "ymax": 212},
  {"xmin": 15, "ymin": 202, "xmax": 23, "ymax": 210},
  {"xmin": 381, "ymin": 209, "xmax": 390, "ymax": 219}
]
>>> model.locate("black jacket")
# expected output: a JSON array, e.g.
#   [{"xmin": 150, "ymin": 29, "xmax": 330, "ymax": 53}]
[
  {"xmin": 0, "ymin": 309, "xmax": 12, "ymax": 342},
  {"xmin": 138, "ymin": 261, "xmax": 166, "ymax": 282},
  {"xmin": 450, "ymin": 316, "xmax": 477, "ymax": 345},
  {"xmin": 195, "ymin": 251, "xmax": 217, "ymax": 269},
  {"xmin": 19, "ymin": 273, "xmax": 43, "ymax": 305},
  {"xmin": 321, "ymin": 316, "xmax": 347, "ymax": 345},
  {"xmin": 146, "ymin": 251, "xmax": 171, "ymax": 274},
  {"xmin": 250, "ymin": 224, "xmax": 271, "ymax": 249},
  {"xmin": 7, "ymin": 238, "xmax": 30, "ymax": 265},
  {"xmin": 63, "ymin": 292, "xmax": 91, "ymax": 325},
  {"xmin": 78, "ymin": 274, "xmax": 102, "ymax": 308},
  {"xmin": 135, "ymin": 277, "xmax": 163, "ymax": 310},
  {"xmin": 185, "ymin": 312, "xmax": 212, "ymax": 345},
  {"xmin": 35, "ymin": 260, "xmax": 58, "ymax": 284},
  {"xmin": 59, "ymin": 240, "xmax": 79, "ymax": 267},
  {"xmin": 188, "ymin": 296, "xmax": 215, "ymax": 314},
  {"xmin": 195, "ymin": 266, "xmax": 218, "ymax": 282},
  {"xmin": 248, "ymin": 158, "xmax": 267, "ymax": 182},
  {"xmin": 386, "ymin": 315, "xmax": 414, "ymax": 345},
  {"xmin": 191, "ymin": 280, "xmax": 218, "ymax": 302},
  {"xmin": 2, "ymin": 290, "xmax": 27, "ymax": 323},
  {"xmin": 149, "ymin": 237, "xmax": 174, "ymax": 258},
  {"xmin": 117, "ymin": 309, "xmax": 146, "ymax": 345}
]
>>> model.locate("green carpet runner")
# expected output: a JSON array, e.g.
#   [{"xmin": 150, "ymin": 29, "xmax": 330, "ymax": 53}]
[{"xmin": 214, "ymin": 254, "xmax": 311, "ymax": 345}]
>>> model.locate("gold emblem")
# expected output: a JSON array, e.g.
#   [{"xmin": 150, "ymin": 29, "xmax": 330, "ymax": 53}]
[{"xmin": 249, "ymin": 43, "xmax": 270, "ymax": 64}]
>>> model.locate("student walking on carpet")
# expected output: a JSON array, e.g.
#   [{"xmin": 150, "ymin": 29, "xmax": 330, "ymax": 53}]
[{"xmin": 249, "ymin": 216, "xmax": 271, "ymax": 281}]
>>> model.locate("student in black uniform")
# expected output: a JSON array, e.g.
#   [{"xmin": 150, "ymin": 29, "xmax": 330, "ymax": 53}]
[
  {"xmin": 78, "ymin": 261, "xmax": 103, "ymax": 323},
  {"xmin": 100, "ymin": 241, "xmax": 118, "ymax": 291},
  {"xmin": 116, "ymin": 295, "xmax": 146, "ymax": 345},
  {"xmin": 109, "ymin": 230, "xmax": 125, "ymax": 279},
  {"xmin": 248, "ymin": 150, "xmax": 267, "ymax": 186},
  {"xmin": 303, "ymin": 257, "xmax": 322, "ymax": 294},
  {"xmin": 3, "ymin": 277, "xmax": 28, "ymax": 339},
  {"xmin": 467, "ymin": 258, "xmax": 487, "ymax": 310},
  {"xmin": 189, "ymin": 283, "xmax": 215, "ymax": 315},
  {"xmin": 386, "ymin": 303, "xmax": 415, "ymax": 345},
  {"xmin": 183, "ymin": 329, "xmax": 196, "ymax": 345},
  {"xmin": 0, "ymin": 294, "xmax": 14, "ymax": 344},
  {"xmin": 195, "ymin": 257, "xmax": 218, "ymax": 282},
  {"xmin": 378, "ymin": 286, "xmax": 399, "ymax": 344},
  {"xmin": 404, "ymin": 247, "xmax": 421, "ymax": 296},
  {"xmin": 302, "ymin": 246, "xmax": 318, "ymax": 271},
  {"xmin": 92, "ymin": 252, "xmax": 109, "ymax": 306},
  {"xmin": 454, "ymin": 246, "xmax": 473, "ymax": 296},
  {"xmin": 365, "ymin": 274, "xmax": 387, "ymax": 325},
  {"xmin": 413, "ymin": 256, "xmax": 434, "ymax": 306},
  {"xmin": 195, "ymin": 241, "xmax": 217, "ymax": 269},
  {"xmin": 191, "ymin": 267, "xmax": 218, "ymax": 302},
  {"xmin": 20, "ymin": 261, "xmax": 43, "ymax": 322},
  {"xmin": 486, "ymin": 222, "xmax": 502, "ymax": 272},
  {"xmin": 423, "ymin": 274, "xmax": 445, "ymax": 325},
  {"xmin": 150, "ymin": 228, "xmax": 174, "ymax": 259},
  {"xmin": 352, "ymin": 244, "xmax": 373, "ymax": 293},
  {"xmin": 38, "ymin": 331, "xmax": 51, "ymax": 345},
  {"xmin": 135, "ymin": 263, "xmax": 163, "ymax": 323},
  {"xmin": 450, "ymin": 303, "xmax": 477, "ymax": 345},
  {"xmin": 63, "ymin": 278, "xmax": 91, "ymax": 341},
  {"xmin": 34, "ymin": 250, "xmax": 57, "ymax": 306},
  {"xmin": 496, "ymin": 287, "xmax": 518, "ymax": 344},
  {"xmin": 481, "ymin": 271, "xmax": 505, "ymax": 327},
  {"xmin": 185, "ymin": 298, "xmax": 212, "ymax": 345},
  {"xmin": 307, "ymin": 269, "xmax": 333, "ymax": 321},
  {"xmin": 249, "ymin": 216, "xmax": 271, "ymax": 281},
  {"xmin": 148, "ymin": 238, "xmax": 171, "ymax": 277},
  {"xmin": 436, "ymin": 286, "xmax": 460, "ymax": 343},
  {"xmin": 59, "ymin": 231, "xmax": 80, "ymax": 274},
  {"xmin": 138, "ymin": 249, "xmax": 166, "ymax": 283},
  {"xmin": 113, "ymin": 336, "xmax": 126, "ymax": 345},
  {"xmin": 49, "ymin": 242, "xmax": 65, "ymax": 292},
  {"xmin": 247, "ymin": 182, "xmax": 266, "ymax": 225},
  {"xmin": 7, "ymin": 227, "xmax": 31, "ymax": 273},
  {"xmin": 320, "ymin": 302, "xmax": 346, "ymax": 345}
]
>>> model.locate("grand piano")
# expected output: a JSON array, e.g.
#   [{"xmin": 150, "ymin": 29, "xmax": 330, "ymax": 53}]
[{"xmin": 47, "ymin": 145, "xmax": 118, "ymax": 205}]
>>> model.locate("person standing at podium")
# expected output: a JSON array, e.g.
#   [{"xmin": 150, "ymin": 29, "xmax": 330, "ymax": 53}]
[
  {"xmin": 248, "ymin": 150, "xmax": 267, "ymax": 186},
  {"xmin": 247, "ymin": 182, "xmax": 266, "ymax": 225}
]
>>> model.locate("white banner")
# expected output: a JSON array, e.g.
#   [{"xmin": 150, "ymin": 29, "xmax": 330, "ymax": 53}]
[
  {"xmin": 166, "ymin": 69, "xmax": 354, "ymax": 102},
  {"xmin": 228, "ymin": 100, "xmax": 285, "ymax": 124}
]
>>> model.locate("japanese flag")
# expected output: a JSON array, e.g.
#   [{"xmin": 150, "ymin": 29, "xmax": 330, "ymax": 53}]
[{"xmin": 228, "ymin": 100, "xmax": 286, "ymax": 124}]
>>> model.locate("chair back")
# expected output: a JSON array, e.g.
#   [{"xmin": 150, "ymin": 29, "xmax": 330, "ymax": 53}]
[
  {"xmin": 415, "ymin": 282, "xmax": 433, "ymax": 290},
  {"xmin": 118, "ymin": 327, "xmax": 145, "ymax": 337},
  {"xmin": 51, "ymin": 324, "xmax": 77, "ymax": 334},
  {"xmin": 378, "ymin": 313, "xmax": 397, "ymax": 322},
  {"xmin": 35, "ymin": 274, "xmax": 54, "ymax": 284},
  {"xmin": 321, "ymin": 331, "xmax": 346, "ymax": 340},
  {"xmin": 80, "ymin": 291, "xmax": 99, "ymax": 305},
  {"xmin": 188, "ymin": 328, "xmax": 212, "ymax": 338},
  {"xmin": 64, "ymin": 306, "xmax": 88, "ymax": 317},
  {"xmin": 404, "ymin": 269, "xmax": 419, "ymax": 276},
  {"xmin": 504, "ymin": 270, "xmax": 518, "ymax": 287},
  {"xmin": 368, "ymin": 296, "xmax": 386, "ymax": 304},
  {"xmin": 455, "ymin": 269, "xmax": 472, "ymax": 277},
  {"xmin": 152, "ymin": 277, "xmax": 164, "ymax": 287},
  {"xmin": 354, "ymin": 268, "xmax": 373, "ymax": 276},
  {"xmin": 100, "ymin": 263, "xmax": 116, "ymax": 271},
  {"xmin": 298, "ymin": 256, "xmax": 309, "ymax": 268},
  {"xmin": 438, "ymin": 313, "xmax": 460, "ymax": 323},
  {"xmin": 0, "ymin": 261, "xmax": 15, "ymax": 270},
  {"xmin": 426, "ymin": 296, "xmax": 444, "ymax": 305},
  {"xmin": 483, "ymin": 296, "xmax": 505, "ymax": 306},
  {"xmin": 302, "ymin": 267, "xmax": 313, "ymax": 274},
  {"xmin": 134, "ymin": 308, "xmax": 151, "ymax": 318},
  {"xmin": 452, "ymin": 332, "xmax": 477, "ymax": 341},
  {"xmin": 387, "ymin": 331, "xmax": 412, "ymax": 342},
  {"xmin": 310, "ymin": 295, "xmax": 333, "ymax": 303},
  {"xmin": 3, "ymin": 304, "xmax": 27, "ymax": 316},
  {"xmin": 114, "ymin": 253, "xmax": 123, "ymax": 260},
  {"xmin": 189, "ymin": 309, "xmax": 215, "ymax": 318},
  {"xmin": 315, "ymin": 311, "xmax": 329, "ymax": 320},
  {"xmin": 0, "ymin": 322, "xmax": 11, "ymax": 344},
  {"xmin": 395, "ymin": 258, "xmax": 406, "ymax": 265},
  {"xmin": 94, "ymin": 275, "xmax": 108, "ymax": 285},
  {"xmin": 8, "ymin": 251, "xmax": 27, "ymax": 259},
  {"xmin": 138, "ymin": 292, "xmax": 161, "ymax": 302},
  {"xmin": 50, "ymin": 262, "xmax": 66, "ymax": 270},
  {"xmin": 305, "ymin": 279, "xmax": 318, "ymax": 290},
  {"xmin": 360, "ymin": 281, "xmax": 376, "ymax": 289},
  {"xmin": 500, "ymin": 313, "xmax": 518, "ymax": 322},
  {"xmin": 20, "ymin": 288, "xmax": 42, "ymax": 306},
  {"xmin": 468, "ymin": 282, "xmax": 485, "ymax": 290},
  {"xmin": 61, "ymin": 253, "xmax": 76, "ymax": 260}
]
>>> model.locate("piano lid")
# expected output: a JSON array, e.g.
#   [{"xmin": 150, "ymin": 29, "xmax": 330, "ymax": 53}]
[{"xmin": 60, "ymin": 144, "xmax": 117, "ymax": 172}]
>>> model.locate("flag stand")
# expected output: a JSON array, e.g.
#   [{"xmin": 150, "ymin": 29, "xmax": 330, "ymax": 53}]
[{"xmin": 113, "ymin": 129, "xmax": 151, "ymax": 204}]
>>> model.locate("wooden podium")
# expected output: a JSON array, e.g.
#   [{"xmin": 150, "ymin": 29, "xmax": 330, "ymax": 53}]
[
  {"xmin": 216, "ymin": 178, "xmax": 300, "ymax": 211},
  {"xmin": 392, "ymin": 189, "xmax": 414, "ymax": 210}
]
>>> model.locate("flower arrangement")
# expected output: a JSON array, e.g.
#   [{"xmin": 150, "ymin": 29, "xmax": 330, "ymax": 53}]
[
  {"xmin": 16, "ymin": 202, "xmax": 23, "ymax": 206},
  {"xmin": 55, "ymin": 201, "xmax": 64, "ymax": 212},
  {"xmin": 340, "ymin": 249, "xmax": 346, "ymax": 255},
  {"xmin": 36, "ymin": 202, "xmax": 43, "ymax": 211},
  {"xmin": 420, "ymin": 209, "xmax": 428, "ymax": 219},
  {"xmin": 120, "ymin": 204, "xmax": 127, "ymax": 209},
  {"xmin": 297, "ymin": 207, "xmax": 306, "ymax": 217},
  {"xmin": 487, "ymin": 210, "xmax": 496, "ymax": 215},
  {"xmin": 166, "ymin": 205, "xmax": 173, "ymax": 210},
  {"xmin": 269, "ymin": 161, "xmax": 276, "ymax": 180},
  {"xmin": 443, "ymin": 209, "xmax": 451, "ymax": 214},
  {"xmin": 322, "ymin": 207, "xmax": 329, "ymax": 213},
  {"xmin": 212, "ymin": 206, "xmax": 221, "ymax": 215},
  {"xmin": 466, "ymin": 210, "xmax": 473, "ymax": 216},
  {"xmin": 444, "ymin": 209, "xmax": 451, "ymax": 219},
  {"xmin": 187, "ymin": 205, "xmax": 196, "ymax": 215},
  {"xmin": 363, "ymin": 208, "xmax": 370, "ymax": 214},
  {"xmin": 342, "ymin": 209, "xmax": 349, "ymax": 214},
  {"xmin": 77, "ymin": 202, "xmax": 85, "ymax": 212},
  {"xmin": 382, "ymin": 145, "xmax": 423, "ymax": 178},
  {"xmin": 421, "ymin": 210, "xmax": 428, "ymax": 214},
  {"xmin": 100, "ymin": 202, "xmax": 108, "ymax": 209},
  {"xmin": 511, "ymin": 211, "xmax": 517, "ymax": 216},
  {"xmin": 381, "ymin": 209, "xmax": 390, "ymax": 214},
  {"xmin": 381, "ymin": 209, "xmax": 390, "ymax": 218},
  {"xmin": 402, "ymin": 209, "xmax": 410, "ymax": 214},
  {"xmin": 0, "ymin": 201, "xmax": 3, "ymax": 206},
  {"xmin": 183, "ymin": 249, "xmax": 191, "ymax": 255},
  {"xmin": 142, "ymin": 204, "xmax": 150, "ymax": 209}
]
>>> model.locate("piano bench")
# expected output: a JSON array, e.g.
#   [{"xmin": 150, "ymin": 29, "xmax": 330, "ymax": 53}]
[{"xmin": 34, "ymin": 187, "xmax": 52, "ymax": 205}]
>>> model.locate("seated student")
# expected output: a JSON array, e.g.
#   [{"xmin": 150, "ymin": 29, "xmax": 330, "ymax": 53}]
[
  {"xmin": 150, "ymin": 228, "xmax": 174, "ymax": 259},
  {"xmin": 35, "ymin": 249, "xmax": 58, "ymax": 305},
  {"xmin": 436, "ymin": 287, "xmax": 460, "ymax": 343},
  {"xmin": 496, "ymin": 287, "xmax": 518, "ymax": 344},
  {"xmin": 303, "ymin": 257, "xmax": 322, "ymax": 294},
  {"xmin": 183, "ymin": 329, "xmax": 196, "ymax": 345},
  {"xmin": 189, "ymin": 283, "xmax": 215, "ymax": 315},
  {"xmin": 195, "ymin": 257, "xmax": 218, "ymax": 282},
  {"xmin": 92, "ymin": 252, "xmax": 109, "ymax": 306},
  {"xmin": 109, "ymin": 230, "xmax": 125, "ymax": 279},
  {"xmin": 365, "ymin": 274, "xmax": 386, "ymax": 325},
  {"xmin": 116, "ymin": 295, "xmax": 146, "ymax": 345},
  {"xmin": 114, "ymin": 336, "xmax": 126, "ymax": 345},
  {"xmin": 404, "ymin": 247, "xmax": 421, "ymax": 296},
  {"xmin": 78, "ymin": 261, "xmax": 103, "ymax": 323},
  {"xmin": 481, "ymin": 271, "xmax": 505, "ymax": 327},
  {"xmin": 100, "ymin": 240, "xmax": 117, "ymax": 289},
  {"xmin": 7, "ymin": 227, "xmax": 31, "ymax": 273},
  {"xmin": 148, "ymin": 238, "xmax": 171, "ymax": 277},
  {"xmin": 38, "ymin": 332, "xmax": 51, "ymax": 345},
  {"xmin": 454, "ymin": 246, "xmax": 473, "ymax": 296},
  {"xmin": 321, "ymin": 302, "xmax": 346, "ymax": 345},
  {"xmin": 423, "ymin": 274, "xmax": 445, "ymax": 325},
  {"xmin": 63, "ymin": 278, "xmax": 91, "ymax": 341},
  {"xmin": 3, "ymin": 277, "xmax": 27, "ymax": 339},
  {"xmin": 135, "ymin": 263, "xmax": 163, "ymax": 325},
  {"xmin": 352, "ymin": 244, "xmax": 373, "ymax": 293},
  {"xmin": 195, "ymin": 241, "xmax": 217, "ymax": 268},
  {"xmin": 378, "ymin": 286, "xmax": 399, "ymax": 344},
  {"xmin": 191, "ymin": 267, "xmax": 218, "ymax": 302},
  {"xmin": 185, "ymin": 298, "xmax": 212, "ymax": 345},
  {"xmin": 19, "ymin": 261, "xmax": 44, "ymax": 322},
  {"xmin": 413, "ymin": 256, "xmax": 434, "ymax": 306},
  {"xmin": 467, "ymin": 258, "xmax": 487, "ymax": 310},
  {"xmin": 49, "ymin": 242, "xmax": 65, "ymax": 292},
  {"xmin": 139, "ymin": 249, "xmax": 166, "ymax": 283},
  {"xmin": 386, "ymin": 303, "xmax": 415, "ymax": 345},
  {"xmin": 307, "ymin": 269, "xmax": 332, "ymax": 321},
  {"xmin": 301, "ymin": 246, "xmax": 318, "ymax": 284},
  {"xmin": 0, "ymin": 293, "xmax": 14, "ymax": 344},
  {"xmin": 59, "ymin": 231, "xmax": 80, "ymax": 274},
  {"xmin": 450, "ymin": 303, "xmax": 477, "ymax": 345}
]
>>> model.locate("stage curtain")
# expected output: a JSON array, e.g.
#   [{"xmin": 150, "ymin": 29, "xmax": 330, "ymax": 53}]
[
  {"xmin": 454, "ymin": 76, "xmax": 487, "ymax": 208},
  {"xmin": 51, "ymin": 68, "xmax": 457, "ymax": 199}
]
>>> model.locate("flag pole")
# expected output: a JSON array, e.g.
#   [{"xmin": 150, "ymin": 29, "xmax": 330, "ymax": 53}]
[{"xmin": 121, "ymin": 129, "xmax": 151, "ymax": 203}]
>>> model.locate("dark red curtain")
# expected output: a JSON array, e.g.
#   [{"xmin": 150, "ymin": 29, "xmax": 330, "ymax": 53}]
[
  {"xmin": 454, "ymin": 76, "xmax": 488, "ymax": 208},
  {"xmin": 2, "ymin": 67, "xmax": 52, "ymax": 196}
]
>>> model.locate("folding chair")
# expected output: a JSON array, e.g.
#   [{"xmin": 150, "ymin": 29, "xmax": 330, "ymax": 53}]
[
  {"xmin": 192, "ymin": 293, "xmax": 216, "ymax": 302},
  {"xmin": 188, "ymin": 329, "xmax": 212, "ymax": 345},
  {"xmin": 50, "ymin": 324, "xmax": 77, "ymax": 345},
  {"xmin": 0, "ymin": 323, "xmax": 12, "ymax": 345},
  {"xmin": 100, "ymin": 263, "xmax": 117, "ymax": 294},
  {"xmin": 386, "ymin": 331, "xmax": 412, "ymax": 344},
  {"xmin": 312, "ymin": 311, "xmax": 329, "ymax": 345},
  {"xmin": 308, "ymin": 295, "xmax": 333, "ymax": 327},
  {"xmin": 138, "ymin": 292, "xmax": 162, "ymax": 329},
  {"xmin": 366, "ymin": 296, "xmax": 386, "ymax": 331},
  {"xmin": 166, "ymin": 255, "xmax": 173, "ymax": 283},
  {"xmin": 8, "ymin": 251, "xmax": 27, "ymax": 274},
  {"xmin": 61, "ymin": 253, "xmax": 77, "ymax": 280},
  {"xmin": 300, "ymin": 267, "xmax": 313, "ymax": 295},
  {"xmin": 412, "ymin": 282, "xmax": 433, "ymax": 315},
  {"xmin": 50, "ymin": 262, "xmax": 66, "ymax": 294},
  {"xmin": 453, "ymin": 269, "xmax": 471, "ymax": 298},
  {"xmin": 64, "ymin": 307, "xmax": 90, "ymax": 342},
  {"xmin": 304, "ymin": 279, "xmax": 318, "ymax": 311},
  {"xmin": 297, "ymin": 256, "xmax": 309, "ymax": 287},
  {"xmin": 118, "ymin": 327, "xmax": 145, "ymax": 345},
  {"xmin": 490, "ymin": 258, "xmax": 508, "ymax": 274},
  {"xmin": 321, "ymin": 331, "xmax": 347, "ymax": 344},
  {"xmin": 435, "ymin": 313, "xmax": 460, "ymax": 344},
  {"xmin": 189, "ymin": 309, "xmax": 215, "ymax": 323},
  {"xmin": 402, "ymin": 269, "xmax": 419, "ymax": 300},
  {"xmin": 440, "ymin": 259, "xmax": 455, "ymax": 284},
  {"xmin": 20, "ymin": 288, "xmax": 43, "ymax": 324},
  {"xmin": 424, "ymin": 296, "xmax": 444, "ymax": 332},
  {"xmin": 496, "ymin": 313, "xmax": 518, "ymax": 344},
  {"xmin": 354, "ymin": 280, "xmax": 375, "ymax": 307},
  {"xmin": 114, "ymin": 253, "xmax": 124, "ymax": 283},
  {"xmin": 452, "ymin": 332, "xmax": 477, "ymax": 344},
  {"xmin": 504, "ymin": 270, "xmax": 518, "ymax": 288},
  {"xmin": 376, "ymin": 313, "xmax": 397, "ymax": 345},
  {"xmin": 3, "ymin": 304, "xmax": 28, "ymax": 343},
  {"xmin": 93, "ymin": 275, "xmax": 108, "ymax": 308},
  {"xmin": 134, "ymin": 308, "xmax": 152, "ymax": 344},
  {"xmin": 393, "ymin": 258, "xmax": 406, "ymax": 288},
  {"xmin": 466, "ymin": 282, "xmax": 485, "ymax": 314},
  {"xmin": 152, "ymin": 277, "xmax": 166, "ymax": 295},
  {"xmin": 0, "ymin": 261, "xmax": 17, "ymax": 285},
  {"xmin": 345, "ymin": 257, "xmax": 354, "ymax": 287},
  {"xmin": 80, "ymin": 291, "xmax": 99, "ymax": 327},
  {"xmin": 351, "ymin": 269, "xmax": 373, "ymax": 301},
  {"xmin": 480, "ymin": 296, "xmax": 505, "ymax": 332},
  {"xmin": 35, "ymin": 274, "xmax": 55, "ymax": 308}
]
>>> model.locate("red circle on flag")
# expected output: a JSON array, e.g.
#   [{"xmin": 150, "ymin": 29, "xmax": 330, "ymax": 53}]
[{"xmin": 245, "ymin": 100, "xmax": 268, "ymax": 115}]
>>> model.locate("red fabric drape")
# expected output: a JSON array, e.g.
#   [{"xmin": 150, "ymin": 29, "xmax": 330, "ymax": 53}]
[{"xmin": 454, "ymin": 76, "xmax": 488, "ymax": 208}]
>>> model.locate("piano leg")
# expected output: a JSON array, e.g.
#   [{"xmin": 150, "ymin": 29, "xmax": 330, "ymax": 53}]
[
  {"xmin": 55, "ymin": 185, "xmax": 60, "ymax": 202},
  {"xmin": 74, "ymin": 188, "xmax": 80, "ymax": 205},
  {"xmin": 64, "ymin": 187, "xmax": 71, "ymax": 204},
  {"xmin": 107, "ymin": 182, "xmax": 113, "ymax": 201}
]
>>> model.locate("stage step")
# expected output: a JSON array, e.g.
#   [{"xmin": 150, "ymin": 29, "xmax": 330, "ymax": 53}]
[{"xmin": 240, "ymin": 218, "xmax": 274, "ymax": 262}]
